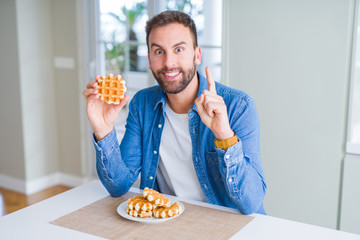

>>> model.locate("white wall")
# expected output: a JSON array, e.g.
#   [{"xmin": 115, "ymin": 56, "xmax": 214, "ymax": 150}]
[
  {"xmin": 16, "ymin": 0, "xmax": 59, "ymax": 181},
  {"xmin": 51, "ymin": 0, "xmax": 83, "ymax": 177},
  {"xmin": 225, "ymin": 0, "xmax": 353, "ymax": 229},
  {"xmin": 0, "ymin": 0, "xmax": 86, "ymax": 193},
  {"xmin": 0, "ymin": 0, "xmax": 26, "ymax": 180}
]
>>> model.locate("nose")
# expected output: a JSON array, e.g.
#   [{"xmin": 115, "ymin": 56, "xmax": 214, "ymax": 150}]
[{"xmin": 164, "ymin": 52, "xmax": 176, "ymax": 69}]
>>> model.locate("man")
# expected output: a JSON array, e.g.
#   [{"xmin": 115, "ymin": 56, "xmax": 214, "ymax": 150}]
[{"xmin": 83, "ymin": 11, "xmax": 266, "ymax": 215}]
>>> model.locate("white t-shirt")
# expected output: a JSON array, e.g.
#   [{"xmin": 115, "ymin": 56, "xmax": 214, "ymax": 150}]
[{"xmin": 157, "ymin": 104, "xmax": 206, "ymax": 202}]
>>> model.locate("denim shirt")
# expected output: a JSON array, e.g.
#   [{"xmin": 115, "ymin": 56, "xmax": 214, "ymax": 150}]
[{"xmin": 93, "ymin": 72, "xmax": 267, "ymax": 215}]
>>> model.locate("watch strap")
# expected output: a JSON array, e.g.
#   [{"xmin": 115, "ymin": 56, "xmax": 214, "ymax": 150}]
[{"xmin": 214, "ymin": 134, "xmax": 238, "ymax": 149}]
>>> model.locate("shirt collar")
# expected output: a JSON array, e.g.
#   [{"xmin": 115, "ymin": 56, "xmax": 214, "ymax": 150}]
[{"xmin": 152, "ymin": 71, "xmax": 209, "ymax": 112}]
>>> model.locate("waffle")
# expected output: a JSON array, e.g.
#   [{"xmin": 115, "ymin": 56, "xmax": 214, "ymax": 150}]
[
  {"xmin": 127, "ymin": 208, "xmax": 153, "ymax": 218},
  {"xmin": 153, "ymin": 202, "xmax": 182, "ymax": 218},
  {"xmin": 97, "ymin": 74, "xmax": 126, "ymax": 104},
  {"xmin": 143, "ymin": 187, "xmax": 171, "ymax": 207},
  {"xmin": 127, "ymin": 196, "xmax": 153, "ymax": 212}
]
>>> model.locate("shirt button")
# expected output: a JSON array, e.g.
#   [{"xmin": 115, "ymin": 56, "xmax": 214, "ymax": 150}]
[
  {"xmin": 158, "ymin": 124, "xmax": 162, "ymax": 128},
  {"xmin": 203, "ymin": 184, "xmax": 208, "ymax": 190},
  {"xmin": 225, "ymin": 154, "xmax": 230, "ymax": 159},
  {"xmin": 228, "ymin": 178, "xmax": 233, "ymax": 183},
  {"xmin": 149, "ymin": 176, "xmax": 153, "ymax": 180},
  {"xmin": 153, "ymin": 150, "xmax": 157, "ymax": 154}
]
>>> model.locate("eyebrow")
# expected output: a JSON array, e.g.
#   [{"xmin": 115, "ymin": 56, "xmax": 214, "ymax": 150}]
[{"xmin": 151, "ymin": 41, "xmax": 187, "ymax": 49}]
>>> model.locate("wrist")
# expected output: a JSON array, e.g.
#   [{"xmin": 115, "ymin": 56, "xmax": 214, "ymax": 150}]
[
  {"xmin": 214, "ymin": 128, "xmax": 234, "ymax": 140},
  {"xmin": 94, "ymin": 128, "xmax": 113, "ymax": 142}
]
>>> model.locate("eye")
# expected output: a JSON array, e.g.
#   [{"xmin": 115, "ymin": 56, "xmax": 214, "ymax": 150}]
[
  {"xmin": 155, "ymin": 49, "xmax": 164, "ymax": 55},
  {"xmin": 175, "ymin": 47, "xmax": 183, "ymax": 53}
]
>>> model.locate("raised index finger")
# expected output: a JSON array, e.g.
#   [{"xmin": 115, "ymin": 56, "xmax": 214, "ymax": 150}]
[{"xmin": 205, "ymin": 66, "xmax": 216, "ymax": 93}]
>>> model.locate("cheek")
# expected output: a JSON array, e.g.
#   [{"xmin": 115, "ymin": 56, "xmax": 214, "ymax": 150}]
[
  {"xmin": 149, "ymin": 60, "xmax": 160, "ymax": 70},
  {"xmin": 148, "ymin": 57, "xmax": 159, "ymax": 70}
]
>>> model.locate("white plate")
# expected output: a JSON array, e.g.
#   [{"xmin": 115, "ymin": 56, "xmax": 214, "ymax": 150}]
[{"xmin": 117, "ymin": 200, "xmax": 184, "ymax": 223}]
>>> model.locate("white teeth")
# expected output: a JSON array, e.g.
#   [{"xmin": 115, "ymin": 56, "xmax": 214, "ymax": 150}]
[{"xmin": 165, "ymin": 72, "xmax": 179, "ymax": 77}]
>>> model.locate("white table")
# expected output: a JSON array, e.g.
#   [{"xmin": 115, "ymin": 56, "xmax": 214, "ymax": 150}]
[{"xmin": 0, "ymin": 180, "xmax": 359, "ymax": 240}]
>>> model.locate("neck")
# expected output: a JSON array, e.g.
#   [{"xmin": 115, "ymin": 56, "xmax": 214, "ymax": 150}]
[{"xmin": 166, "ymin": 73, "xmax": 199, "ymax": 114}]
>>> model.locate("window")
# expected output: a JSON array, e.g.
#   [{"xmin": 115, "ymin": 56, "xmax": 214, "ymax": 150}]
[
  {"xmin": 347, "ymin": 1, "xmax": 360, "ymax": 155},
  {"xmin": 99, "ymin": 0, "xmax": 149, "ymax": 74},
  {"xmin": 98, "ymin": 0, "xmax": 222, "ymax": 86},
  {"xmin": 165, "ymin": 0, "xmax": 223, "ymax": 82},
  {"xmin": 81, "ymin": 0, "xmax": 223, "ymax": 178},
  {"xmin": 97, "ymin": 0, "xmax": 222, "ymax": 142},
  {"xmin": 99, "ymin": 0, "xmax": 149, "ymax": 102}
]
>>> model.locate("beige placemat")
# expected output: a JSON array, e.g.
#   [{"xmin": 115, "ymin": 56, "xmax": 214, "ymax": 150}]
[{"xmin": 51, "ymin": 192, "xmax": 254, "ymax": 240}]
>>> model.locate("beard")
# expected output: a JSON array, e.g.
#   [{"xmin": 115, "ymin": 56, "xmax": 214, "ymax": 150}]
[{"xmin": 151, "ymin": 58, "xmax": 197, "ymax": 94}]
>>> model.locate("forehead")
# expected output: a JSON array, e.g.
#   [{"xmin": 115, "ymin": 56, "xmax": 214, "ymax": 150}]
[{"xmin": 148, "ymin": 23, "xmax": 194, "ymax": 47}]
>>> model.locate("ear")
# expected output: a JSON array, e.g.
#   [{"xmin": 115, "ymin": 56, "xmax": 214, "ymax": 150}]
[
  {"xmin": 148, "ymin": 54, "xmax": 152, "ymax": 70},
  {"xmin": 195, "ymin": 46, "xmax": 201, "ymax": 65}
]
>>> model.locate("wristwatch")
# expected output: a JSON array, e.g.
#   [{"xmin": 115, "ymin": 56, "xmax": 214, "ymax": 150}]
[{"xmin": 214, "ymin": 134, "xmax": 238, "ymax": 149}]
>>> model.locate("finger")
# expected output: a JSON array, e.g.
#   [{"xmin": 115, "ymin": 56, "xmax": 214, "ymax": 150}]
[
  {"xmin": 195, "ymin": 95, "xmax": 206, "ymax": 115},
  {"xmin": 204, "ymin": 101, "xmax": 225, "ymax": 117},
  {"xmin": 195, "ymin": 95, "xmax": 213, "ymax": 127},
  {"xmin": 95, "ymin": 74, "xmax": 101, "ymax": 80},
  {"xmin": 118, "ymin": 95, "xmax": 130, "ymax": 110},
  {"xmin": 85, "ymin": 94, "xmax": 99, "ymax": 104},
  {"xmin": 83, "ymin": 88, "xmax": 98, "ymax": 98},
  {"xmin": 202, "ymin": 90, "xmax": 223, "ymax": 101},
  {"xmin": 111, "ymin": 95, "xmax": 130, "ymax": 115},
  {"xmin": 196, "ymin": 94, "xmax": 215, "ymax": 118},
  {"xmin": 195, "ymin": 95, "xmax": 205, "ymax": 118},
  {"xmin": 195, "ymin": 94, "xmax": 204, "ymax": 103},
  {"xmin": 205, "ymin": 66, "xmax": 216, "ymax": 94},
  {"xmin": 86, "ymin": 80, "xmax": 98, "ymax": 89},
  {"xmin": 202, "ymin": 92, "xmax": 225, "ymax": 106},
  {"xmin": 203, "ymin": 94, "xmax": 226, "ymax": 117}
]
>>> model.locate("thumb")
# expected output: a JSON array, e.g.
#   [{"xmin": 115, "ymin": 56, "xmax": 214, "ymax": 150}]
[
  {"xmin": 114, "ymin": 95, "xmax": 129, "ymax": 113},
  {"xmin": 195, "ymin": 95, "xmax": 210, "ymax": 120},
  {"xmin": 195, "ymin": 95, "xmax": 205, "ymax": 115},
  {"xmin": 195, "ymin": 95, "xmax": 212, "ymax": 128}
]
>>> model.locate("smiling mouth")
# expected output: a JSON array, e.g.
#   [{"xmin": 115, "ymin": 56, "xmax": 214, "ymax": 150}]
[{"xmin": 162, "ymin": 71, "xmax": 181, "ymax": 80}]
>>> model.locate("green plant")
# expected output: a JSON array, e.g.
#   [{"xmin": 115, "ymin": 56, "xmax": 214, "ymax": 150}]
[
  {"xmin": 104, "ymin": 32, "xmax": 125, "ymax": 73},
  {"xmin": 167, "ymin": 0, "xmax": 203, "ymax": 16},
  {"xmin": 107, "ymin": 2, "xmax": 146, "ymax": 72}
]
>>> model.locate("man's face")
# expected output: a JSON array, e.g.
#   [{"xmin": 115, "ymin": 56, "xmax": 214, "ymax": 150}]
[{"xmin": 148, "ymin": 23, "xmax": 201, "ymax": 94}]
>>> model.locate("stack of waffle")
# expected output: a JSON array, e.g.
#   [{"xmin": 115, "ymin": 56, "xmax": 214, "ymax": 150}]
[{"xmin": 126, "ymin": 187, "xmax": 182, "ymax": 218}]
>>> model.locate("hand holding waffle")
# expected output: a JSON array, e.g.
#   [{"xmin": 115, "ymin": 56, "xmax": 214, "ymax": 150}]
[{"xmin": 83, "ymin": 74, "xmax": 129, "ymax": 141}]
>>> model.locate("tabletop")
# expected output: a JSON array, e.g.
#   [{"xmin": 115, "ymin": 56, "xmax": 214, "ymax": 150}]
[{"xmin": 0, "ymin": 180, "xmax": 359, "ymax": 240}]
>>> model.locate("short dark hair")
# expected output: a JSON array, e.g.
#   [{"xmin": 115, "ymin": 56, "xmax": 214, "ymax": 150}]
[{"xmin": 145, "ymin": 11, "xmax": 198, "ymax": 51}]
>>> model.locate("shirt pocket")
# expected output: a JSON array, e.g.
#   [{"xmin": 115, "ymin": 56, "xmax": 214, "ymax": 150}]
[{"xmin": 205, "ymin": 152, "xmax": 224, "ymax": 182}]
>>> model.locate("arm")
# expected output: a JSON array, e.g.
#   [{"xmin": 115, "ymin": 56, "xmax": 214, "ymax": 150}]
[
  {"xmin": 93, "ymin": 98, "xmax": 143, "ymax": 197},
  {"xmin": 83, "ymin": 76, "xmax": 140, "ymax": 197},
  {"xmin": 215, "ymin": 99, "xmax": 266, "ymax": 214},
  {"xmin": 195, "ymin": 67, "xmax": 266, "ymax": 214}
]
